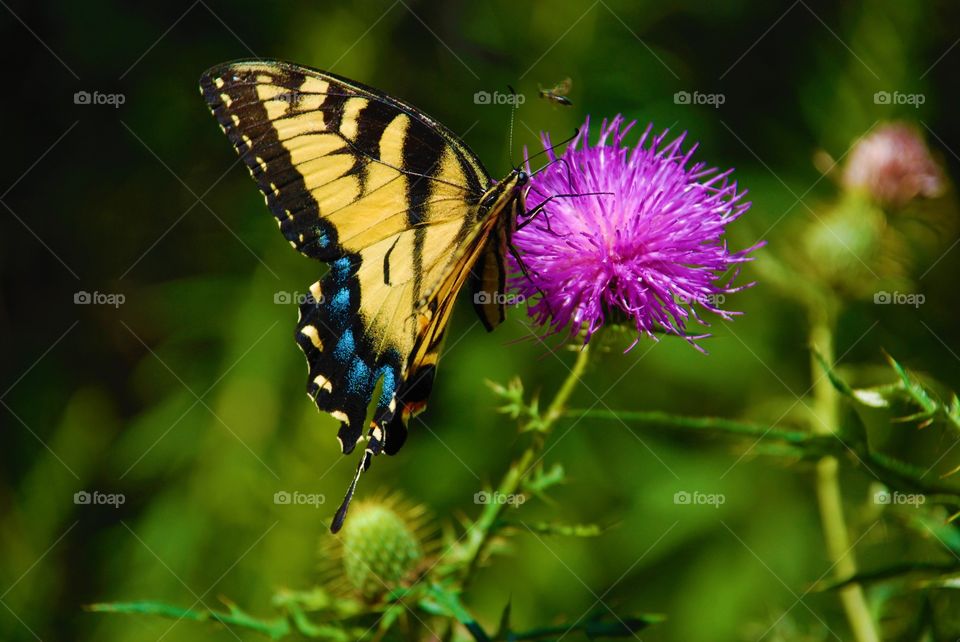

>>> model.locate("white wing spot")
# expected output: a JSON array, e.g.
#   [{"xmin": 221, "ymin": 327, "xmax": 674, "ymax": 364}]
[
  {"xmin": 313, "ymin": 373, "xmax": 333, "ymax": 393},
  {"xmin": 301, "ymin": 325, "xmax": 323, "ymax": 349}
]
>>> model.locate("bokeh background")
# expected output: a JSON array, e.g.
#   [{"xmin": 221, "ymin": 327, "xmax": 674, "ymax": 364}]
[{"xmin": 3, "ymin": 1, "xmax": 960, "ymax": 640}]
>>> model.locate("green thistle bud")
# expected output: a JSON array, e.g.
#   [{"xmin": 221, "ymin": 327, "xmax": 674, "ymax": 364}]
[
  {"xmin": 342, "ymin": 502, "xmax": 421, "ymax": 598},
  {"xmin": 800, "ymin": 192, "xmax": 891, "ymax": 296},
  {"xmin": 320, "ymin": 494, "xmax": 430, "ymax": 601}
]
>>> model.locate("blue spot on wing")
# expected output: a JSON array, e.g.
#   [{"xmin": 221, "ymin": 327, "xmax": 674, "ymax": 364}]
[
  {"xmin": 373, "ymin": 365, "xmax": 397, "ymax": 413},
  {"xmin": 377, "ymin": 366, "xmax": 397, "ymax": 406},
  {"xmin": 332, "ymin": 257, "xmax": 352, "ymax": 278},
  {"xmin": 334, "ymin": 329, "xmax": 355, "ymax": 361},
  {"xmin": 330, "ymin": 287, "xmax": 350, "ymax": 313},
  {"xmin": 347, "ymin": 358, "xmax": 372, "ymax": 394}
]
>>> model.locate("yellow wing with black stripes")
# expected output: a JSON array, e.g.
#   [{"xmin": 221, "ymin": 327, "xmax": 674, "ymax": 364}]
[{"xmin": 199, "ymin": 60, "xmax": 524, "ymax": 531}]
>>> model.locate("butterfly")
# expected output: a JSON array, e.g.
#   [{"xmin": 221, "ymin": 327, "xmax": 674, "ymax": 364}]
[
  {"xmin": 538, "ymin": 77, "xmax": 573, "ymax": 107},
  {"xmin": 199, "ymin": 60, "xmax": 531, "ymax": 532}
]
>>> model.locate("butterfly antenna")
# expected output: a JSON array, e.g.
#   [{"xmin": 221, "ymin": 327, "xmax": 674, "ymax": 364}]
[
  {"xmin": 331, "ymin": 449, "xmax": 372, "ymax": 533},
  {"xmin": 506, "ymin": 85, "xmax": 519, "ymax": 169},
  {"xmin": 526, "ymin": 128, "xmax": 579, "ymax": 169}
]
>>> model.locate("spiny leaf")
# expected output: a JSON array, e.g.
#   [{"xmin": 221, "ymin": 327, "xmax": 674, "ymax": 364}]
[
  {"xmin": 486, "ymin": 378, "xmax": 527, "ymax": 420},
  {"xmin": 909, "ymin": 513, "xmax": 960, "ymax": 557},
  {"xmin": 87, "ymin": 601, "xmax": 291, "ymax": 639},
  {"xmin": 817, "ymin": 562, "xmax": 960, "ymax": 591},
  {"xmin": 420, "ymin": 584, "xmax": 489, "ymax": 642},
  {"xmin": 583, "ymin": 614, "xmax": 666, "ymax": 638},
  {"xmin": 486, "ymin": 377, "xmax": 548, "ymax": 432},
  {"xmin": 814, "ymin": 349, "xmax": 855, "ymax": 398},
  {"xmin": 521, "ymin": 463, "xmax": 566, "ymax": 495},
  {"xmin": 887, "ymin": 354, "xmax": 937, "ymax": 415},
  {"xmin": 377, "ymin": 603, "xmax": 406, "ymax": 636},
  {"xmin": 494, "ymin": 598, "xmax": 512, "ymax": 640}
]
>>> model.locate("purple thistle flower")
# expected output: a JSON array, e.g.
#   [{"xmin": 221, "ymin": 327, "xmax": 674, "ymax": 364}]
[{"xmin": 511, "ymin": 115, "xmax": 761, "ymax": 350}]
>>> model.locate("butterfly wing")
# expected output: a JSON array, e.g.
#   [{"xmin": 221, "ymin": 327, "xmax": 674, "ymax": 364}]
[
  {"xmin": 200, "ymin": 61, "xmax": 504, "ymax": 503},
  {"xmin": 470, "ymin": 215, "xmax": 511, "ymax": 331}
]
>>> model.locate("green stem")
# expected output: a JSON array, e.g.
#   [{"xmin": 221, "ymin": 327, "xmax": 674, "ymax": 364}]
[
  {"xmin": 460, "ymin": 344, "xmax": 592, "ymax": 580},
  {"xmin": 809, "ymin": 302, "xmax": 879, "ymax": 642},
  {"xmin": 564, "ymin": 409, "xmax": 818, "ymax": 445}
]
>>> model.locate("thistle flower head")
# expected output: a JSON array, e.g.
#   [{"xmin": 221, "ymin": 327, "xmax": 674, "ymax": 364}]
[
  {"xmin": 842, "ymin": 122, "xmax": 944, "ymax": 208},
  {"xmin": 511, "ymin": 115, "xmax": 760, "ymax": 350}
]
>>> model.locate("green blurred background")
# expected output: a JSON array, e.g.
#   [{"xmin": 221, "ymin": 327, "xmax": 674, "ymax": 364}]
[{"xmin": 2, "ymin": 1, "xmax": 960, "ymax": 640}]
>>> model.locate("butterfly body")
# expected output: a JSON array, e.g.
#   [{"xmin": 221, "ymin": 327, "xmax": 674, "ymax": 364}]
[{"xmin": 199, "ymin": 61, "xmax": 525, "ymax": 530}]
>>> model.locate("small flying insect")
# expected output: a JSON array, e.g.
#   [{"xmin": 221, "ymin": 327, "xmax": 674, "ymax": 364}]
[{"xmin": 538, "ymin": 77, "xmax": 573, "ymax": 107}]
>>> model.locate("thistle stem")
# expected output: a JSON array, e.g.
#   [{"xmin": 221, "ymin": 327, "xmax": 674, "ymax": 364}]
[
  {"xmin": 460, "ymin": 344, "xmax": 592, "ymax": 579},
  {"xmin": 809, "ymin": 302, "xmax": 879, "ymax": 642}
]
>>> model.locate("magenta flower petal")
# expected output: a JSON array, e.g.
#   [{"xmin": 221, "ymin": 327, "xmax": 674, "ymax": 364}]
[{"xmin": 510, "ymin": 115, "xmax": 761, "ymax": 350}]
